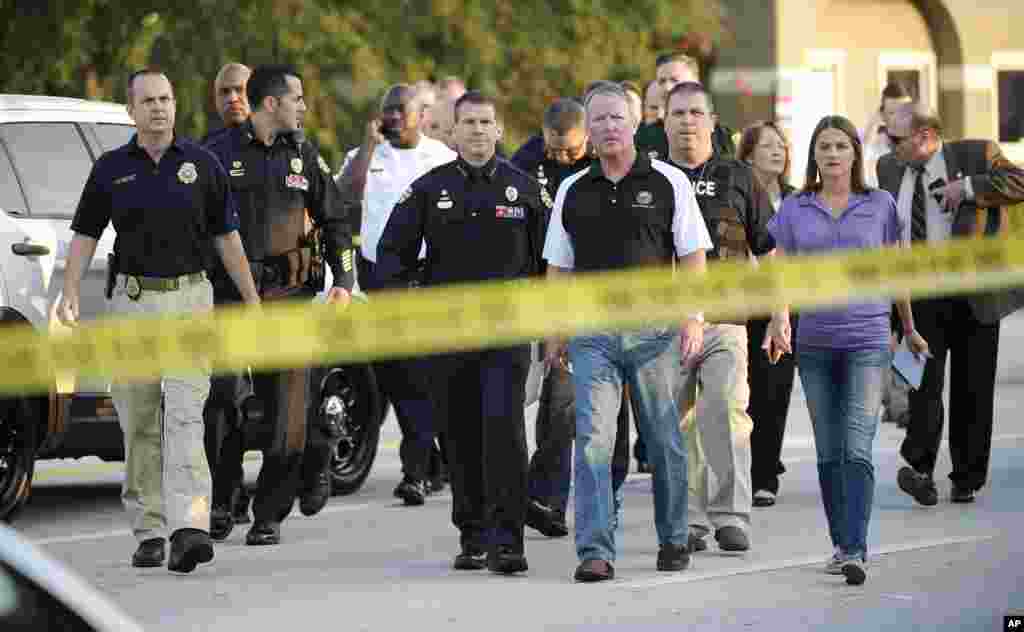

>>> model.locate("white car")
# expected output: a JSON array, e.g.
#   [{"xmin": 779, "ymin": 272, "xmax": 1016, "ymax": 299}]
[{"xmin": 0, "ymin": 94, "xmax": 134, "ymax": 520}]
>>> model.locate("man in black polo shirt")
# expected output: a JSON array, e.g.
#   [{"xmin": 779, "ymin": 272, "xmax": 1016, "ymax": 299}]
[
  {"xmin": 664, "ymin": 81, "xmax": 777, "ymax": 553},
  {"xmin": 58, "ymin": 69, "xmax": 260, "ymax": 573},
  {"xmin": 205, "ymin": 64, "xmax": 356, "ymax": 546},
  {"xmin": 544, "ymin": 82, "xmax": 712, "ymax": 582},
  {"xmin": 377, "ymin": 91, "xmax": 546, "ymax": 575},
  {"xmin": 511, "ymin": 97, "xmax": 633, "ymax": 539}
]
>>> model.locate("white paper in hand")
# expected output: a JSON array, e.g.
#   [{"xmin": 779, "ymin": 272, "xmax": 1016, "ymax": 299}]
[{"xmin": 892, "ymin": 339, "xmax": 928, "ymax": 390}]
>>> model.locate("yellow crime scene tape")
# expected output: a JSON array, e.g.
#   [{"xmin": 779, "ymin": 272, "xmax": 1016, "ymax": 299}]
[{"xmin": 2, "ymin": 217, "xmax": 1024, "ymax": 396}]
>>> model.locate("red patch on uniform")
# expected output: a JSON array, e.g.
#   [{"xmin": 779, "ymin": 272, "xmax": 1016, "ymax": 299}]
[{"xmin": 495, "ymin": 205, "xmax": 525, "ymax": 219}]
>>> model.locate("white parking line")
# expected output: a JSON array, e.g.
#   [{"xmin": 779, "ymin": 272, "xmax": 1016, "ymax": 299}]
[{"xmin": 616, "ymin": 534, "xmax": 999, "ymax": 590}]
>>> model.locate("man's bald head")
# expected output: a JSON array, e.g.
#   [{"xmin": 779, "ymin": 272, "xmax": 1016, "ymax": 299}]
[
  {"xmin": 214, "ymin": 63, "xmax": 251, "ymax": 127},
  {"xmin": 379, "ymin": 84, "xmax": 423, "ymax": 148},
  {"xmin": 888, "ymin": 101, "xmax": 944, "ymax": 164}
]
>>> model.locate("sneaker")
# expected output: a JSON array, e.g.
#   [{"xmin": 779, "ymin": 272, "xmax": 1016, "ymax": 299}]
[
  {"xmin": 453, "ymin": 546, "xmax": 487, "ymax": 571},
  {"xmin": 752, "ymin": 489, "xmax": 776, "ymax": 507},
  {"xmin": 842, "ymin": 558, "xmax": 867, "ymax": 585},
  {"xmin": 526, "ymin": 499, "xmax": 568, "ymax": 538},
  {"xmin": 950, "ymin": 484, "xmax": 976, "ymax": 503},
  {"xmin": 714, "ymin": 526, "xmax": 750, "ymax": 552},
  {"xmin": 897, "ymin": 466, "xmax": 938, "ymax": 506},
  {"xmin": 824, "ymin": 549, "xmax": 844, "ymax": 575}
]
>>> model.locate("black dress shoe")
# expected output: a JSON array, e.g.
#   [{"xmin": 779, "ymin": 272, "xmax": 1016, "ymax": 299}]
[
  {"xmin": 525, "ymin": 499, "xmax": 568, "ymax": 538},
  {"xmin": 715, "ymin": 526, "xmax": 750, "ymax": 552},
  {"xmin": 232, "ymin": 488, "xmax": 251, "ymax": 525},
  {"xmin": 131, "ymin": 538, "xmax": 166, "ymax": 568},
  {"xmin": 950, "ymin": 484, "xmax": 976, "ymax": 503},
  {"xmin": 574, "ymin": 559, "xmax": 614, "ymax": 582},
  {"xmin": 299, "ymin": 472, "xmax": 331, "ymax": 516},
  {"xmin": 393, "ymin": 477, "xmax": 427, "ymax": 506},
  {"xmin": 487, "ymin": 546, "xmax": 528, "ymax": 574},
  {"xmin": 656, "ymin": 543, "xmax": 691, "ymax": 571},
  {"xmin": 897, "ymin": 466, "xmax": 938, "ymax": 506},
  {"xmin": 453, "ymin": 547, "xmax": 487, "ymax": 570},
  {"xmin": 245, "ymin": 521, "xmax": 281, "ymax": 546},
  {"xmin": 210, "ymin": 507, "xmax": 234, "ymax": 542},
  {"xmin": 167, "ymin": 529, "xmax": 214, "ymax": 573}
]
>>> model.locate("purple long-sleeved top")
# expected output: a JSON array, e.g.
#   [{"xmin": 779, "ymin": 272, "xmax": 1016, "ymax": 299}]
[{"xmin": 768, "ymin": 189, "xmax": 903, "ymax": 351}]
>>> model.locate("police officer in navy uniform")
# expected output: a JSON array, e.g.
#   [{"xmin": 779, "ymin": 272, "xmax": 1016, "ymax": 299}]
[
  {"xmin": 205, "ymin": 64, "xmax": 356, "ymax": 546},
  {"xmin": 201, "ymin": 62, "xmax": 256, "ymax": 528},
  {"xmin": 377, "ymin": 91, "xmax": 546, "ymax": 574},
  {"xmin": 58, "ymin": 69, "xmax": 260, "ymax": 573}
]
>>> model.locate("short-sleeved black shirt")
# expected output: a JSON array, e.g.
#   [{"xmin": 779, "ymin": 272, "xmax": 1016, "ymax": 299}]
[
  {"xmin": 553, "ymin": 154, "xmax": 701, "ymax": 272},
  {"xmin": 72, "ymin": 135, "xmax": 239, "ymax": 278},
  {"xmin": 375, "ymin": 156, "xmax": 547, "ymax": 288},
  {"xmin": 204, "ymin": 122, "xmax": 355, "ymax": 291}
]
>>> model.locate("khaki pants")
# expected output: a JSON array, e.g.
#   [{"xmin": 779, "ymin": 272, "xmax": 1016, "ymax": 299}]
[
  {"xmin": 679, "ymin": 324, "xmax": 753, "ymax": 536},
  {"xmin": 110, "ymin": 275, "xmax": 214, "ymax": 542}
]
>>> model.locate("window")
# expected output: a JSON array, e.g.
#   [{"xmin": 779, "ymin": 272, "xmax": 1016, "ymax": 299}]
[
  {"xmin": 886, "ymin": 69, "xmax": 921, "ymax": 102},
  {"xmin": 997, "ymin": 70, "xmax": 1024, "ymax": 143},
  {"xmin": 0, "ymin": 123, "xmax": 94, "ymax": 219},
  {"xmin": 93, "ymin": 123, "xmax": 135, "ymax": 152},
  {"xmin": 0, "ymin": 145, "xmax": 27, "ymax": 216}
]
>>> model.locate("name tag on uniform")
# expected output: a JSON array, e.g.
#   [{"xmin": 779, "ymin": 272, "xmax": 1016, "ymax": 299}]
[
  {"xmin": 495, "ymin": 205, "xmax": 525, "ymax": 219},
  {"xmin": 286, "ymin": 174, "xmax": 309, "ymax": 191}
]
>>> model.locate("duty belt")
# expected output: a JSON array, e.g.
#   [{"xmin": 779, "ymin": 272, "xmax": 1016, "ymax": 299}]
[{"xmin": 119, "ymin": 272, "xmax": 206, "ymax": 300}]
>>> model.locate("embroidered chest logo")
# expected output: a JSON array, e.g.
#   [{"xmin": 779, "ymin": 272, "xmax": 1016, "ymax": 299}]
[
  {"xmin": 290, "ymin": 157, "xmax": 303, "ymax": 174},
  {"xmin": 286, "ymin": 174, "xmax": 309, "ymax": 191},
  {"xmin": 505, "ymin": 186, "xmax": 518, "ymax": 202},
  {"xmin": 229, "ymin": 160, "xmax": 245, "ymax": 177},
  {"xmin": 177, "ymin": 162, "xmax": 198, "ymax": 184},
  {"xmin": 634, "ymin": 190, "xmax": 654, "ymax": 207},
  {"xmin": 495, "ymin": 206, "xmax": 525, "ymax": 219},
  {"xmin": 437, "ymin": 189, "xmax": 453, "ymax": 209}
]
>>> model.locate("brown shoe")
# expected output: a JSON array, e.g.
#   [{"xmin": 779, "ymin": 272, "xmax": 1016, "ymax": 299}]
[{"xmin": 574, "ymin": 559, "xmax": 615, "ymax": 582}]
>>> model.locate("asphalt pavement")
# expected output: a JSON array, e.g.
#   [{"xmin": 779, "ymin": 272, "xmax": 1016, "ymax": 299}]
[{"xmin": 14, "ymin": 314, "xmax": 1024, "ymax": 631}]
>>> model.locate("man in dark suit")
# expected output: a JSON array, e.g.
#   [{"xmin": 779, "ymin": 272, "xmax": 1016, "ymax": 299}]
[{"xmin": 878, "ymin": 102, "xmax": 1024, "ymax": 505}]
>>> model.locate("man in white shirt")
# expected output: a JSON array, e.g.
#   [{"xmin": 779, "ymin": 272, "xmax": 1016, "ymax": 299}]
[{"xmin": 336, "ymin": 83, "xmax": 456, "ymax": 505}]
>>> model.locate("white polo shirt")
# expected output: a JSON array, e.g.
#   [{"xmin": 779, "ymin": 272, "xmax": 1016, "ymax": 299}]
[{"xmin": 337, "ymin": 136, "xmax": 456, "ymax": 262}]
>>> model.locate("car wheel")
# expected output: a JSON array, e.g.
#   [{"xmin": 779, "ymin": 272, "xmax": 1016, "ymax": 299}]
[
  {"xmin": 0, "ymin": 397, "xmax": 37, "ymax": 522},
  {"xmin": 325, "ymin": 364, "xmax": 383, "ymax": 496}
]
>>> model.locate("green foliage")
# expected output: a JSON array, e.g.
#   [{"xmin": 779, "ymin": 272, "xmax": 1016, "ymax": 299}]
[{"xmin": 0, "ymin": 0, "xmax": 724, "ymax": 167}]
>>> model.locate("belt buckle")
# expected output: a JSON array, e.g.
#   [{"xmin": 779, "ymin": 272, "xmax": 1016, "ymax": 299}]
[{"xmin": 125, "ymin": 276, "xmax": 142, "ymax": 300}]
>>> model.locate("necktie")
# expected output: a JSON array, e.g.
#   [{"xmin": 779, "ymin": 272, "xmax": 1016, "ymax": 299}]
[{"xmin": 911, "ymin": 166, "xmax": 928, "ymax": 242}]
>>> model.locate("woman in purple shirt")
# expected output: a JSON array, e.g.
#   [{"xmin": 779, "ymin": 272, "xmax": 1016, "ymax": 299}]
[{"xmin": 763, "ymin": 115, "xmax": 929, "ymax": 586}]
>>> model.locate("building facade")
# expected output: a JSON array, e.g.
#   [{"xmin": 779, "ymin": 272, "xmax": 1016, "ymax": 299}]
[{"xmin": 713, "ymin": 0, "xmax": 1024, "ymax": 182}]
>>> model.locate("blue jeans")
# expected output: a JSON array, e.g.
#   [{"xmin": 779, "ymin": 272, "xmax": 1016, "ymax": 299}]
[
  {"xmin": 569, "ymin": 329, "xmax": 688, "ymax": 562},
  {"xmin": 797, "ymin": 347, "xmax": 889, "ymax": 560}
]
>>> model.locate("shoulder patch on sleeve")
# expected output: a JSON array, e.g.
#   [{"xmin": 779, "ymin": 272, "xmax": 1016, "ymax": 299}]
[{"xmin": 318, "ymin": 155, "xmax": 331, "ymax": 175}]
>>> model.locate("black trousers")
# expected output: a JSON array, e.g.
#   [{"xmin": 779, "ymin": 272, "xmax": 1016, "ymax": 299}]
[
  {"xmin": 433, "ymin": 346, "xmax": 530, "ymax": 553},
  {"xmin": 203, "ymin": 288, "xmax": 322, "ymax": 525},
  {"xmin": 527, "ymin": 364, "xmax": 631, "ymax": 515},
  {"xmin": 357, "ymin": 255, "xmax": 437, "ymax": 482},
  {"xmin": 747, "ymin": 316, "xmax": 798, "ymax": 495},
  {"xmin": 902, "ymin": 297, "xmax": 1000, "ymax": 490},
  {"xmin": 206, "ymin": 367, "xmax": 313, "ymax": 523}
]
